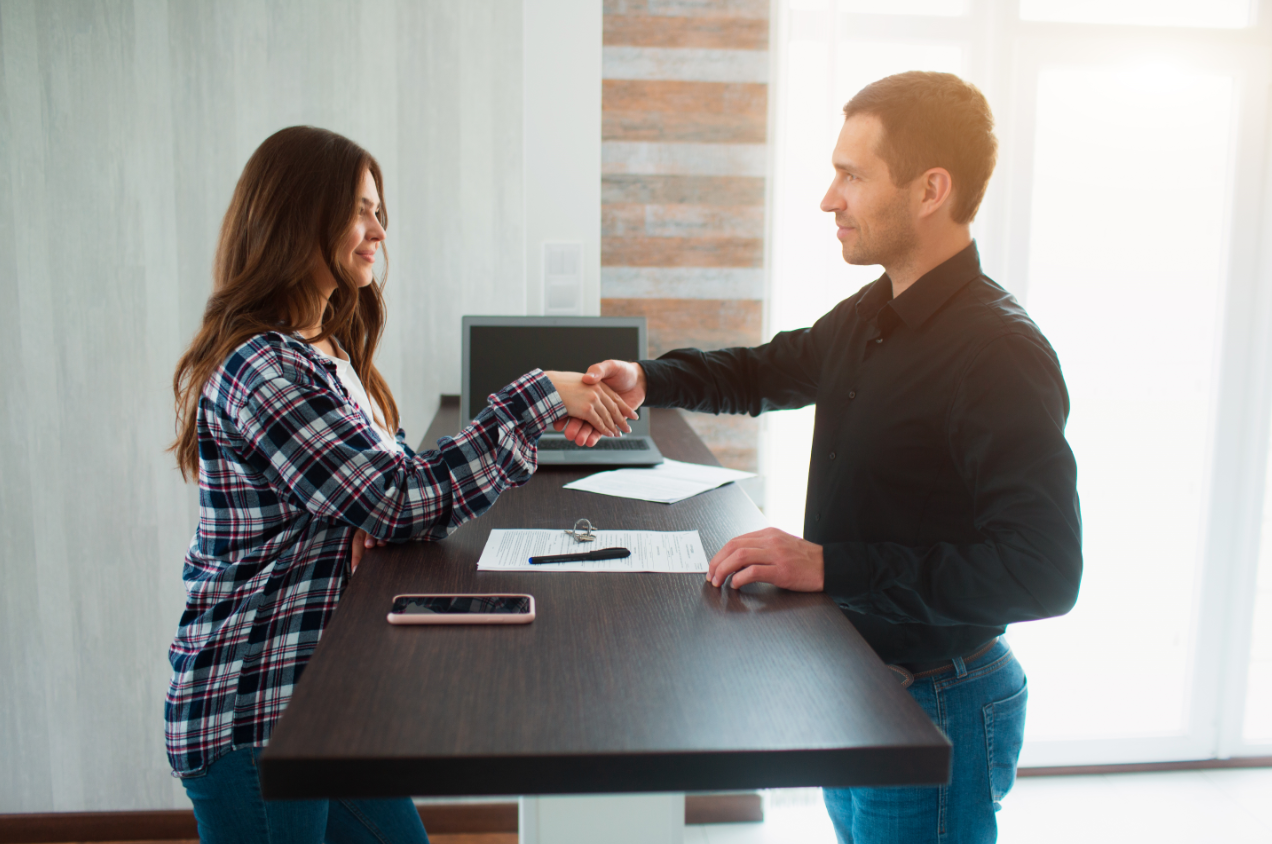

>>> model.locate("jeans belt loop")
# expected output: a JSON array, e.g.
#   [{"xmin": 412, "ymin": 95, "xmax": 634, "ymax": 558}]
[
  {"xmin": 886, "ymin": 664, "xmax": 915, "ymax": 689},
  {"xmin": 886, "ymin": 637, "xmax": 999, "ymax": 687}
]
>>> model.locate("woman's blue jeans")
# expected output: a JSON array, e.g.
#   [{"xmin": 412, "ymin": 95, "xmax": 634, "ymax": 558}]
[
  {"xmin": 181, "ymin": 747, "xmax": 430, "ymax": 844},
  {"xmin": 823, "ymin": 638, "xmax": 1027, "ymax": 844}
]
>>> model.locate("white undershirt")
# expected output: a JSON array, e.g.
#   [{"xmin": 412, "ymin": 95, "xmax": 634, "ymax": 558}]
[{"xmin": 315, "ymin": 349, "xmax": 400, "ymax": 452}]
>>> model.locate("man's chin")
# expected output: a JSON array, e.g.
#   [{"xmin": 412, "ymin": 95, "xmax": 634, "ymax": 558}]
[{"xmin": 842, "ymin": 246, "xmax": 876, "ymax": 267}]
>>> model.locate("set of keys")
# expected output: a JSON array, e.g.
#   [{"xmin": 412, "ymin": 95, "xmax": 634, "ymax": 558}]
[{"xmin": 565, "ymin": 518, "xmax": 596, "ymax": 542}]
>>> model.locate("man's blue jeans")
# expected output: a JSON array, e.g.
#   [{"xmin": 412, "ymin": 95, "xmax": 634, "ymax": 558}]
[
  {"xmin": 181, "ymin": 746, "xmax": 430, "ymax": 844},
  {"xmin": 823, "ymin": 638, "xmax": 1027, "ymax": 844}
]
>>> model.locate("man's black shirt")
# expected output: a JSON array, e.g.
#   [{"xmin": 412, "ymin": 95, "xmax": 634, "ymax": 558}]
[{"xmin": 640, "ymin": 242, "xmax": 1082, "ymax": 665}]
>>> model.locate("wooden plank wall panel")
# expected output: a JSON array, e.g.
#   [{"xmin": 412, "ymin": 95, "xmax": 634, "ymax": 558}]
[{"xmin": 601, "ymin": 0, "xmax": 769, "ymax": 473}]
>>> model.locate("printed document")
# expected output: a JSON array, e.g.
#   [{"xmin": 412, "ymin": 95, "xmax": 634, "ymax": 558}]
[
  {"xmin": 477, "ymin": 529, "xmax": 709, "ymax": 573},
  {"xmin": 562, "ymin": 458, "xmax": 755, "ymax": 504}
]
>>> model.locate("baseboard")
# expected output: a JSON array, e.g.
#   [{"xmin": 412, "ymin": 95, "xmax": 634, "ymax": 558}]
[
  {"xmin": 0, "ymin": 809, "xmax": 198, "ymax": 844},
  {"xmin": 1018, "ymin": 755, "xmax": 1272, "ymax": 778},
  {"xmin": 0, "ymin": 794, "xmax": 761, "ymax": 842},
  {"xmin": 685, "ymin": 793, "xmax": 764, "ymax": 824}
]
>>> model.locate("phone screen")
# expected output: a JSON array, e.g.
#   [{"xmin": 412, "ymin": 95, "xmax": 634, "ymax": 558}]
[{"xmin": 390, "ymin": 595, "xmax": 532, "ymax": 616}]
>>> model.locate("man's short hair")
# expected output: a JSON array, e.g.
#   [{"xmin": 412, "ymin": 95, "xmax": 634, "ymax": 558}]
[{"xmin": 843, "ymin": 71, "xmax": 997, "ymax": 224}]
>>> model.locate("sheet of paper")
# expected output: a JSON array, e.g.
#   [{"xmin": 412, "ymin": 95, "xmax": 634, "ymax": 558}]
[
  {"xmin": 476, "ymin": 528, "xmax": 709, "ymax": 572},
  {"xmin": 561, "ymin": 458, "xmax": 756, "ymax": 504}
]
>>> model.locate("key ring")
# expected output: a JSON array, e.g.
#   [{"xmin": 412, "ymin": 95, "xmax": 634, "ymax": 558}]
[{"xmin": 565, "ymin": 518, "xmax": 597, "ymax": 542}]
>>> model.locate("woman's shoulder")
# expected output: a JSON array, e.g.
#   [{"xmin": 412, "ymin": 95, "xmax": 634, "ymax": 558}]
[{"xmin": 202, "ymin": 331, "xmax": 328, "ymax": 408}]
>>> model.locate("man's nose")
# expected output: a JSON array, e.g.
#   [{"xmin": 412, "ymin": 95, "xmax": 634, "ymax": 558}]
[{"xmin": 820, "ymin": 185, "xmax": 842, "ymax": 213}]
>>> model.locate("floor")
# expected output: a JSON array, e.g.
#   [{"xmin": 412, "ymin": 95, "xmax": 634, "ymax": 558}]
[
  {"xmin": 41, "ymin": 838, "xmax": 518, "ymax": 844},
  {"xmin": 686, "ymin": 769, "xmax": 1272, "ymax": 844},
  {"xmin": 35, "ymin": 770, "xmax": 1272, "ymax": 843}
]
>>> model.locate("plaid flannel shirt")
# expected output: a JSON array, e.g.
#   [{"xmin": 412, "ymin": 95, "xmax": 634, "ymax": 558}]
[{"xmin": 165, "ymin": 331, "xmax": 563, "ymax": 776}]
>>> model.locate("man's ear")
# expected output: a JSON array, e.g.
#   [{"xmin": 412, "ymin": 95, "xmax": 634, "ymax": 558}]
[{"xmin": 917, "ymin": 167, "xmax": 954, "ymax": 218}]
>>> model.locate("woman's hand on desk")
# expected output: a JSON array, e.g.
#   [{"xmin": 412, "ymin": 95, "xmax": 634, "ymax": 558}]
[
  {"xmin": 544, "ymin": 371, "xmax": 638, "ymax": 440},
  {"xmin": 350, "ymin": 529, "xmax": 386, "ymax": 574},
  {"xmin": 552, "ymin": 360, "xmax": 647, "ymax": 445}
]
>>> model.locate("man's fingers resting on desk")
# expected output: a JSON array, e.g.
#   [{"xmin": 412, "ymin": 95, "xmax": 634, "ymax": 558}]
[{"xmin": 707, "ymin": 527, "xmax": 825, "ymax": 591}]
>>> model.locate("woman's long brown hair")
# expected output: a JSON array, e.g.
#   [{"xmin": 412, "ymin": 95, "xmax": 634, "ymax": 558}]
[{"xmin": 171, "ymin": 126, "xmax": 399, "ymax": 481}]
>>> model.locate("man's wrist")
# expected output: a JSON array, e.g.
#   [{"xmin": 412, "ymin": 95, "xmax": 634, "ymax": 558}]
[{"xmin": 821, "ymin": 542, "xmax": 869, "ymax": 600}]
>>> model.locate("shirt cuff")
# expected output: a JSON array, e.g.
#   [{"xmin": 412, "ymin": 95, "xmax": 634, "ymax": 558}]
[
  {"xmin": 490, "ymin": 369, "xmax": 566, "ymax": 439},
  {"xmin": 821, "ymin": 542, "xmax": 872, "ymax": 603},
  {"xmin": 638, "ymin": 359, "xmax": 676, "ymax": 407}
]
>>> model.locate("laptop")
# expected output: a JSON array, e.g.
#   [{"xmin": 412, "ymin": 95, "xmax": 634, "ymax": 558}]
[{"xmin": 461, "ymin": 316, "xmax": 664, "ymax": 466}]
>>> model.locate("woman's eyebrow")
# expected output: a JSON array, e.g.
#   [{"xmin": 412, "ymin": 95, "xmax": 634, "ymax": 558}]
[{"xmin": 361, "ymin": 196, "xmax": 381, "ymax": 212}]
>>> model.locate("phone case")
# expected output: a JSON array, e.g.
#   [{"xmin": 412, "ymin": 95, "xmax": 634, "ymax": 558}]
[{"xmin": 386, "ymin": 593, "xmax": 536, "ymax": 625}]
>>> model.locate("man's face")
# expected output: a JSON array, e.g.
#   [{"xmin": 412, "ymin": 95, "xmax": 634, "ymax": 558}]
[{"xmin": 820, "ymin": 114, "xmax": 917, "ymax": 268}]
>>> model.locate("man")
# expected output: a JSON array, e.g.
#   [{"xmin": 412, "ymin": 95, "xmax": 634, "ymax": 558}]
[{"xmin": 558, "ymin": 71, "xmax": 1081, "ymax": 842}]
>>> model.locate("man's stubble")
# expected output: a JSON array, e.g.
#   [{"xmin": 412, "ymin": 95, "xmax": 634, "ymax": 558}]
[{"xmin": 842, "ymin": 187, "xmax": 918, "ymax": 270}]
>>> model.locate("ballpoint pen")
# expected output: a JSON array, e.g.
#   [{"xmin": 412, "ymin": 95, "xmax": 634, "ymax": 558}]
[{"xmin": 529, "ymin": 547, "xmax": 631, "ymax": 565}]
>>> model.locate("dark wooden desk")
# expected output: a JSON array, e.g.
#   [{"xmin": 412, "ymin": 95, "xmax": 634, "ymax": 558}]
[{"xmin": 260, "ymin": 401, "xmax": 949, "ymax": 799}]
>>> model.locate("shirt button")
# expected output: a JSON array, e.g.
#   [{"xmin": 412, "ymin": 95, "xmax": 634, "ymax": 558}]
[
  {"xmin": 848, "ymin": 391, "xmax": 856, "ymax": 399},
  {"xmin": 814, "ymin": 513, "xmax": 820, "ymax": 522},
  {"xmin": 829, "ymin": 452, "xmax": 836, "ymax": 460}
]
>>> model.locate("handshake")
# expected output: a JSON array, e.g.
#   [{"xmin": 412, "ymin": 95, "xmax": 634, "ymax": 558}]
[
  {"xmin": 543, "ymin": 358, "xmax": 825, "ymax": 592},
  {"xmin": 544, "ymin": 360, "xmax": 646, "ymax": 447}
]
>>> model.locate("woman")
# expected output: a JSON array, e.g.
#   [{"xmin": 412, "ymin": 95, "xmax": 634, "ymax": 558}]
[{"xmin": 166, "ymin": 126, "xmax": 633, "ymax": 843}]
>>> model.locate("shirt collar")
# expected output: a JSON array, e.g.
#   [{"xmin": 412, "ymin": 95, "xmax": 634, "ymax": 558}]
[
  {"xmin": 273, "ymin": 330, "xmax": 340, "ymax": 372},
  {"xmin": 855, "ymin": 240, "xmax": 983, "ymax": 331}
]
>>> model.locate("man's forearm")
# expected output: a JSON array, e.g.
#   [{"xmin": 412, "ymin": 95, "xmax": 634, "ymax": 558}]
[{"xmin": 641, "ymin": 345, "xmax": 817, "ymax": 415}]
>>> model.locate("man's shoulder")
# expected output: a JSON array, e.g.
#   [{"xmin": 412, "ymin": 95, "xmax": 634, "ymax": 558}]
[
  {"xmin": 954, "ymin": 275, "xmax": 1049, "ymax": 342},
  {"xmin": 945, "ymin": 276, "xmax": 1063, "ymax": 374}
]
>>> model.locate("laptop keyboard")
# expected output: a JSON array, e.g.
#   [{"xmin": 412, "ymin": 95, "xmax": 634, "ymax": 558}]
[{"xmin": 539, "ymin": 437, "xmax": 651, "ymax": 451}]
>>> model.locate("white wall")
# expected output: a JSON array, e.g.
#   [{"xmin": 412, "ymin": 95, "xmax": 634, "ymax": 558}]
[
  {"xmin": 0, "ymin": 0, "xmax": 597, "ymax": 813},
  {"xmin": 523, "ymin": 0, "xmax": 603, "ymax": 316}
]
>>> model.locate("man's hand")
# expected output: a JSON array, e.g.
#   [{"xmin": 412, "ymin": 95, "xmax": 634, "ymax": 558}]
[
  {"xmin": 552, "ymin": 360, "xmax": 647, "ymax": 445},
  {"xmin": 707, "ymin": 527, "xmax": 825, "ymax": 591},
  {"xmin": 544, "ymin": 370, "xmax": 638, "ymax": 438},
  {"xmin": 351, "ymin": 528, "xmax": 386, "ymax": 574}
]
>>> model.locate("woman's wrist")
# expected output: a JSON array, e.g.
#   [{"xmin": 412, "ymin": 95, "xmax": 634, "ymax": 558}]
[{"xmin": 511, "ymin": 369, "xmax": 567, "ymax": 435}]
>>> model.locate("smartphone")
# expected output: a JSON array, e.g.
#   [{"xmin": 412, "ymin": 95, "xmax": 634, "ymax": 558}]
[{"xmin": 386, "ymin": 594, "xmax": 536, "ymax": 625}]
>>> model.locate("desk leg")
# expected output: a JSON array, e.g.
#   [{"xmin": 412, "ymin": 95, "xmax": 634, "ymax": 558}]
[{"xmin": 519, "ymin": 793, "xmax": 685, "ymax": 844}]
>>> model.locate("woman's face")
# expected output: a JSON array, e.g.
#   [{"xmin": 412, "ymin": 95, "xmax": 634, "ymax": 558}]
[{"xmin": 337, "ymin": 168, "xmax": 386, "ymax": 288}]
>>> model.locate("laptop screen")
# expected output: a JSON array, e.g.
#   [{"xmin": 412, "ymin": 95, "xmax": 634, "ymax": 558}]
[{"xmin": 465, "ymin": 321, "xmax": 644, "ymax": 423}]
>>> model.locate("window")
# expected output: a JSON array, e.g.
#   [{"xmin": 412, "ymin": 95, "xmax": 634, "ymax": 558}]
[
  {"xmin": 1019, "ymin": 0, "xmax": 1254, "ymax": 29},
  {"xmin": 768, "ymin": 0, "xmax": 1272, "ymax": 765}
]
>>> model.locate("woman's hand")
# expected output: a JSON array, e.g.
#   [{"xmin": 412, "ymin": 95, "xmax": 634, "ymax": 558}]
[
  {"xmin": 350, "ymin": 528, "xmax": 386, "ymax": 574},
  {"xmin": 543, "ymin": 371, "xmax": 638, "ymax": 439},
  {"xmin": 553, "ymin": 360, "xmax": 647, "ymax": 445}
]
